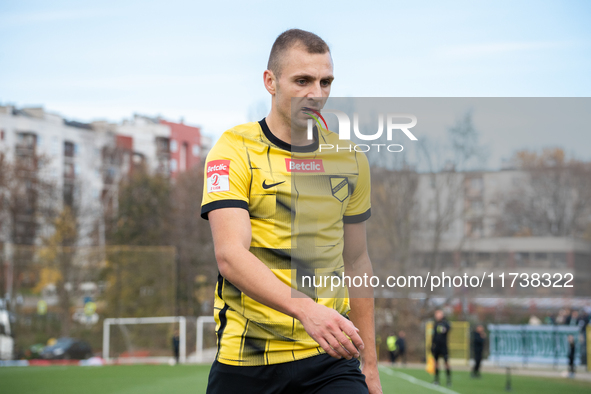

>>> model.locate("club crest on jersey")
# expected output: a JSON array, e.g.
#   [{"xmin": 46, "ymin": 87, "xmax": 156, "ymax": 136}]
[
  {"xmin": 285, "ymin": 159, "xmax": 325, "ymax": 172},
  {"xmin": 330, "ymin": 176, "xmax": 349, "ymax": 202},
  {"xmin": 207, "ymin": 159, "xmax": 230, "ymax": 193}
]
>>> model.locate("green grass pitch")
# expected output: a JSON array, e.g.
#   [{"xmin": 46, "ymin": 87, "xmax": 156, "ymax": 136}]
[{"xmin": 1, "ymin": 364, "xmax": 590, "ymax": 394}]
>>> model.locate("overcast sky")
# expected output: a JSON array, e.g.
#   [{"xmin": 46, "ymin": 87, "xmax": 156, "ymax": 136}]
[{"xmin": 1, "ymin": 0, "xmax": 590, "ymax": 166}]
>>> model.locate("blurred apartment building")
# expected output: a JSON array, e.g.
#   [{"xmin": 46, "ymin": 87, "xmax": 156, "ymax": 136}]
[
  {"xmin": 411, "ymin": 170, "xmax": 591, "ymax": 299},
  {"xmin": 0, "ymin": 105, "xmax": 211, "ymax": 248}
]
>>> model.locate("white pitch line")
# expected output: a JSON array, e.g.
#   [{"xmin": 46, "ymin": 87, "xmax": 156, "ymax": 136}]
[{"xmin": 379, "ymin": 366, "xmax": 461, "ymax": 394}]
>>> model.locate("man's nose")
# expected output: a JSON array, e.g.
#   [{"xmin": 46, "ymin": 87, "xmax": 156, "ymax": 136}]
[{"xmin": 306, "ymin": 82, "xmax": 323, "ymax": 98}]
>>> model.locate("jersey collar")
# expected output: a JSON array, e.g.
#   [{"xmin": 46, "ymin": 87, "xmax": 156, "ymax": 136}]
[{"xmin": 259, "ymin": 118, "xmax": 319, "ymax": 153}]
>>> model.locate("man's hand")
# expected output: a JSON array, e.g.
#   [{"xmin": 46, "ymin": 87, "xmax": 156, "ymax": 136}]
[
  {"xmin": 297, "ymin": 302, "xmax": 364, "ymax": 360},
  {"xmin": 362, "ymin": 363, "xmax": 383, "ymax": 394}
]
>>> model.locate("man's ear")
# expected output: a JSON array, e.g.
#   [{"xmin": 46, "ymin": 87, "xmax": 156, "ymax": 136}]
[{"xmin": 263, "ymin": 69, "xmax": 276, "ymax": 95}]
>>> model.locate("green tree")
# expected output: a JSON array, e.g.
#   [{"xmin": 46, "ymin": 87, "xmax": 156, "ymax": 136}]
[
  {"xmin": 103, "ymin": 170, "xmax": 175, "ymax": 319},
  {"xmin": 109, "ymin": 169, "xmax": 172, "ymax": 246},
  {"xmin": 171, "ymin": 167, "xmax": 215, "ymax": 316}
]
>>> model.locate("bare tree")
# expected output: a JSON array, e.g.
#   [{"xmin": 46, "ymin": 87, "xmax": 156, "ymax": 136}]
[
  {"xmin": 414, "ymin": 110, "xmax": 488, "ymax": 318},
  {"xmin": 497, "ymin": 148, "xmax": 591, "ymax": 238},
  {"xmin": 368, "ymin": 165, "xmax": 424, "ymax": 360},
  {"xmin": 39, "ymin": 207, "xmax": 78, "ymax": 336},
  {"xmin": 368, "ymin": 165, "xmax": 419, "ymax": 291}
]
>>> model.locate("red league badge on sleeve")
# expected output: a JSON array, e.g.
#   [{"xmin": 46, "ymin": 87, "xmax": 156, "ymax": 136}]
[{"xmin": 207, "ymin": 160, "xmax": 231, "ymax": 193}]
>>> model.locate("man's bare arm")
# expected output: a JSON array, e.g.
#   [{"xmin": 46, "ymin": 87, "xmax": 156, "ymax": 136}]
[
  {"xmin": 209, "ymin": 207, "xmax": 364, "ymax": 360},
  {"xmin": 343, "ymin": 221, "xmax": 382, "ymax": 394}
]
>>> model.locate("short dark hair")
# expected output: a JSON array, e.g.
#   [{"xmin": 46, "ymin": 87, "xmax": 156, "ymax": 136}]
[{"xmin": 267, "ymin": 29, "xmax": 330, "ymax": 76}]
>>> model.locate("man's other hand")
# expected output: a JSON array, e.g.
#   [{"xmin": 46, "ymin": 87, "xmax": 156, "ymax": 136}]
[{"xmin": 298, "ymin": 302, "xmax": 364, "ymax": 360}]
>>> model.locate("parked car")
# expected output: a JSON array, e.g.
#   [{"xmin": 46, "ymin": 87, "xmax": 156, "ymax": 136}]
[{"xmin": 40, "ymin": 338, "xmax": 93, "ymax": 360}]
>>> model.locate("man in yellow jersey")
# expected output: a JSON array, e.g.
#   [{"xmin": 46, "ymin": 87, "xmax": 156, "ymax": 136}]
[{"xmin": 201, "ymin": 29, "xmax": 382, "ymax": 394}]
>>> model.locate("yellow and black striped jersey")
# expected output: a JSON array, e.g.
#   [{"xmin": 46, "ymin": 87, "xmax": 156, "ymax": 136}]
[{"xmin": 201, "ymin": 118, "xmax": 371, "ymax": 366}]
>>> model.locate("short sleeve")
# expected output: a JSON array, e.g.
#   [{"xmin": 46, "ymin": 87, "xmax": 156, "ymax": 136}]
[
  {"xmin": 343, "ymin": 151, "xmax": 371, "ymax": 223},
  {"xmin": 201, "ymin": 131, "xmax": 251, "ymax": 220}
]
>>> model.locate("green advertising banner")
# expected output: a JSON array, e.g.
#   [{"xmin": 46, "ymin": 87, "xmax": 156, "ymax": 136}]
[{"xmin": 488, "ymin": 324, "xmax": 584, "ymax": 367}]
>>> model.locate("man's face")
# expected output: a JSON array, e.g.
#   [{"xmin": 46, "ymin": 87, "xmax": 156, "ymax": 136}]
[
  {"xmin": 273, "ymin": 45, "xmax": 333, "ymax": 133},
  {"xmin": 435, "ymin": 311, "xmax": 444, "ymax": 321}
]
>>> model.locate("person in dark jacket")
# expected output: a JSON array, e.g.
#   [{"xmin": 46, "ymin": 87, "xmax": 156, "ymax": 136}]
[
  {"xmin": 567, "ymin": 310, "xmax": 580, "ymax": 327},
  {"xmin": 471, "ymin": 325, "xmax": 486, "ymax": 378},
  {"xmin": 172, "ymin": 329, "xmax": 180, "ymax": 365},
  {"xmin": 431, "ymin": 310, "xmax": 451, "ymax": 386},
  {"xmin": 395, "ymin": 331, "xmax": 406, "ymax": 365},
  {"xmin": 567, "ymin": 335, "xmax": 575, "ymax": 378}
]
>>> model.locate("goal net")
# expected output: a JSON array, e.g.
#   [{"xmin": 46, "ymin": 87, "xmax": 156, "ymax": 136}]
[
  {"xmin": 102, "ymin": 316, "xmax": 216, "ymax": 364},
  {"xmin": 425, "ymin": 320, "xmax": 470, "ymax": 366}
]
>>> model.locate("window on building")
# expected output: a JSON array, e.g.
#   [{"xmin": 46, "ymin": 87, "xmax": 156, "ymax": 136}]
[
  {"xmin": 534, "ymin": 252, "xmax": 548, "ymax": 261},
  {"xmin": 180, "ymin": 142, "xmax": 188, "ymax": 172},
  {"xmin": 63, "ymin": 183, "xmax": 75, "ymax": 207},
  {"xmin": 465, "ymin": 176, "xmax": 484, "ymax": 197},
  {"xmin": 441, "ymin": 252, "xmax": 455, "ymax": 268},
  {"xmin": 192, "ymin": 144, "xmax": 200, "ymax": 157},
  {"xmin": 470, "ymin": 200, "xmax": 484, "ymax": 212},
  {"xmin": 470, "ymin": 177, "xmax": 483, "ymax": 191},
  {"xmin": 170, "ymin": 139, "xmax": 178, "ymax": 152},
  {"xmin": 64, "ymin": 162, "xmax": 75, "ymax": 179},
  {"xmin": 133, "ymin": 153, "xmax": 145, "ymax": 164},
  {"xmin": 461, "ymin": 252, "xmax": 473, "ymax": 268},
  {"xmin": 515, "ymin": 252, "xmax": 530, "ymax": 267},
  {"xmin": 477, "ymin": 252, "xmax": 490, "ymax": 261},
  {"xmin": 16, "ymin": 132, "xmax": 37, "ymax": 150},
  {"xmin": 465, "ymin": 219, "xmax": 483, "ymax": 238},
  {"xmin": 51, "ymin": 137, "xmax": 59, "ymax": 154},
  {"xmin": 156, "ymin": 137, "xmax": 170, "ymax": 155},
  {"xmin": 551, "ymin": 253, "xmax": 567, "ymax": 268},
  {"xmin": 64, "ymin": 141, "xmax": 76, "ymax": 157}
]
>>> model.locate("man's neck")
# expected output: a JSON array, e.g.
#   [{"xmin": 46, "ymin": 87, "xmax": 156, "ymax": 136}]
[{"xmin": 266, "ymin": 112, "xmax": 312, "ymax": 147}]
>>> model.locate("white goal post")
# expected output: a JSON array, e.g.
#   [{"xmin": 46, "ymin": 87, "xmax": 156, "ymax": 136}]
[
  {"xmin": 103, "ymin": 316, "xmax": 187, "ymax": 363},
  {"xmin": 196, "ymin": 315, "xmax": 216, "ymax": 363},
  {"xmin": 103, "ymin": 315, "xmax": 216, "ymax": 364}
]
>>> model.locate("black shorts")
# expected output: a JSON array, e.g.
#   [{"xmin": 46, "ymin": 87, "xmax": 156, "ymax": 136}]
[
  {"xmin": 206, "ymin": 354, "xmax": 368, "ymax": 394},
  {"xmin": 432, "ymin": 346, "xmax": 448, "ymax": 362}
]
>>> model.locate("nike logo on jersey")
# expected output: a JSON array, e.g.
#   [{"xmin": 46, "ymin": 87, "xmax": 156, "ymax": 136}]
[{"xmin": 262, "ymin": 180, "xmax": 285, "ymax": 189}]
